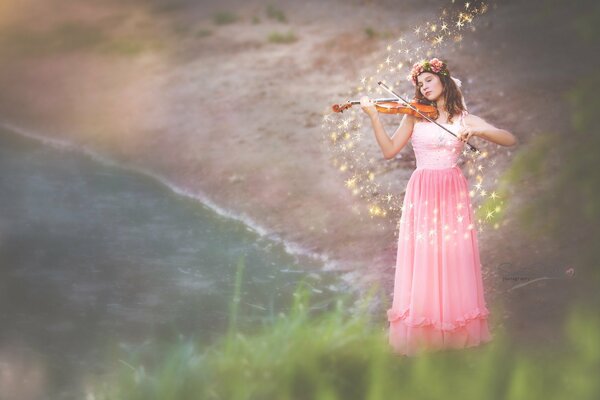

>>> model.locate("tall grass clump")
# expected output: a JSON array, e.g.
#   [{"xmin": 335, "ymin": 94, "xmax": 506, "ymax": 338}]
[
  {"xmin": 266, "ymin": 5, "xmax": 287, "ymax": 22},
  {"xmin": 213, "ymin": 11, "xmax": 238, "ymax": 25},
  {"xmin": 89, "ymin": 257, "xmax": 600, "ymax": 400},
  {"xmin": 267, "ymin": 31, "xmax": 297, "ymax": 44}
]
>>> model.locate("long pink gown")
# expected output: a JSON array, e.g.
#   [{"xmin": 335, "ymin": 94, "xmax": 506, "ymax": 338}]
[{"xmin": 387, "ymin": 110, "xmax": 493, "ymax": 356}]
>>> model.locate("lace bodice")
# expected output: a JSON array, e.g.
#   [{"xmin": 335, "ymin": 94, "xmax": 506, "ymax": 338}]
[{"xmin": 410, "ymin": 111, "xmax": 467, "ymax": 170}]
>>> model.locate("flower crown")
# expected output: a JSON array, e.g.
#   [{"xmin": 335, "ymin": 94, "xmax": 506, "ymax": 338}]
[{"xmin": 407, "ymin": 57, "xmax": 450, "ymax": 85}]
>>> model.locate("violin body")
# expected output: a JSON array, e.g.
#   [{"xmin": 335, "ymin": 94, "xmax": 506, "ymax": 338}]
[{"xmin": 331, "ymin": 98, "xmax": 439, "ymax": 120}]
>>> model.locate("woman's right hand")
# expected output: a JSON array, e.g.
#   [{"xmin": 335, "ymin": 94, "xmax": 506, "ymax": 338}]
[{"xmin": 360, "ymin": 96, "xmax": 378, "ymax": 118}]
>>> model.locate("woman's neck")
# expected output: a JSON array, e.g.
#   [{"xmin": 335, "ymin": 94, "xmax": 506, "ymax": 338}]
[{"xmin": 435, "ymin": 97, "xmax": 446, "ymax": 113}]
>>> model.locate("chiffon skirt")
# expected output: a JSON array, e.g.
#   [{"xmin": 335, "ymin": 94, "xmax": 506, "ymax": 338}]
[{"xmin": 387, "ymin": 166, "xmax": 492, "ymax": 356}]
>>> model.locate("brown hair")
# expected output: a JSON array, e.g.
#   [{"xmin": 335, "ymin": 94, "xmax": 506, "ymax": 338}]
[{"xmin": 414, "ymin": 71, "xmax": 466, "ymax": 124}]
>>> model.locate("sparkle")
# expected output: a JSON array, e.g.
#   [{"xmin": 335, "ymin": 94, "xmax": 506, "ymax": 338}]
[{"xmin": 322, "ymin": 0, "xmax": 490, "ymax": 227}]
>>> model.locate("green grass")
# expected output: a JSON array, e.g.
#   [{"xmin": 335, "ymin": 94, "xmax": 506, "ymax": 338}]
[
  {"xmin": 266, "ymin": 4, "xmax": 287, "ymax": 23},
  {"xmin": 51, "ymin": 21, "xmax": 107, "ymax": 50},
  {"xmin": 196, "ymin": 28, "xmax": 212, "ymax": 38},
  {"xmin": 213, "ymin": 11, "xmax": 238, "ymax": 25},
  {"xmin": 365, "ymin": 27, "xmax": 377, "ymax": 39},
  {"xmin": 364, "ymin": 27, "xmax": 394, "ymax": 40},
  {"xmin": 97, "ymin": 38, "xmax": 156, "ymax": 56},
  {"xmin": 88, "ymin": 256, "xmax": 600, "ymax": 400},
  {"xmin": 150, "ymin": 0, "xmax": 189, "ymax": 14},
  {"xmin": 0, "ymin": 21, "xmax": 159, "ymax": 57},
  {"xmin": 0, "ymin": 21, "xmax": 106, "ymax": 56},
  {"xmin": 267, "ymin": 30, "xmax": 297, "ymax": 44}
]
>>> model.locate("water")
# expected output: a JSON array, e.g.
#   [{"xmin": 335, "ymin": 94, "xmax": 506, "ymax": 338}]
[{"xmin": 0, "ymin": 128, "xmax": 350, "ymax": 398}]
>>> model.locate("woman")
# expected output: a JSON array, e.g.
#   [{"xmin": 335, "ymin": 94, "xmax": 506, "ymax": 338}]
[{"xmin": 360, "ymin": 58, "xmax": 517, "ymax": 356}]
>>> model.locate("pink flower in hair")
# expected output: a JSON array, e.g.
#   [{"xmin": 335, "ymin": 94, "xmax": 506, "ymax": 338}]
[
  {"xmin": 408, "ymin": 57, "xmax": 449, "ymax": 85},
  {"xmin": 429, "ymin": 58, "xmax": 444, "ymax": 72}
]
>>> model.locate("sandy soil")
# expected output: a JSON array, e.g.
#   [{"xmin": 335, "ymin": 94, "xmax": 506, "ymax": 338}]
[{"xmin": 0, "ymin": 0, "xmax": 594, "ymax": 350}]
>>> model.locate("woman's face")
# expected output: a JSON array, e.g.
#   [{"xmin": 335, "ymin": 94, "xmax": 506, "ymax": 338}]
[{"xmin": 417, "ymin": 72, "xmax": 443, "ymax": 101}]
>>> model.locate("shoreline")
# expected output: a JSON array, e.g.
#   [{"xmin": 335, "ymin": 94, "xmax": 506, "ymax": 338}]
[{"xmin": 0, "ymin": 119, "xmax": 346, "ymax": 274}]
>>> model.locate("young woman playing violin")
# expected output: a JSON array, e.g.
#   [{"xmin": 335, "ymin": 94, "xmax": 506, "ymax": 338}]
[
  {"xmin": 360, "ymin": 67, "xmax": 517, "ymax": 156},
  {"xmin": 360, "ymin": 58, "xmax": 517, "ymax": 356}
]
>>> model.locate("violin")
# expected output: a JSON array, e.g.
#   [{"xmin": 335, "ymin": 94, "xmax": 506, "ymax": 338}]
[
  {"xmin": 329, "ymin": 81, "xmax": 479, "ymax": 153},
  {"xmin": 332, "ymin": 98, "xmax": 439, "ymax": 120}
]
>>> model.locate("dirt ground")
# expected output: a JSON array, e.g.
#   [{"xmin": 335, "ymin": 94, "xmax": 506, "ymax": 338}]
[{"xmin": 0, "ymin": 0, "xmax": 593, "ymax": 351}]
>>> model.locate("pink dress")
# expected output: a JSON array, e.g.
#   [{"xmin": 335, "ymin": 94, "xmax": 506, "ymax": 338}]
[{"xmin": 387, "ymin": 110, "xmax": 492, "ymax": 356}]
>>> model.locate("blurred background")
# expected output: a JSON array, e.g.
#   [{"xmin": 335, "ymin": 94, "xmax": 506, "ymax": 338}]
[{"xmin": 0, "ymin": 0, "xmax": 599, "ymax": 398}]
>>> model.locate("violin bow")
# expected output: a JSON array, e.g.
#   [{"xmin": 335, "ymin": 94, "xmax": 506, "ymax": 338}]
[{"xmin": 377, "ymin": 81, "xmax": 479, "ymax": 153}]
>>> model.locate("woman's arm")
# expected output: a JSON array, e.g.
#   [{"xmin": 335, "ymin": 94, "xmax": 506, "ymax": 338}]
[
  {"xmin": 462, "ymin": 114, "xmax": 518, "ymax": 147},
  {"xmin": 370, "ymin": 113, "xmax": 415, "ymax": 159}
]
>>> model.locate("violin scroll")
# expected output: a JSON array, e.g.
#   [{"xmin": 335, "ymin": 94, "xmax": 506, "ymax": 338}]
[{"xmin": 331, "ymin": 102, "xmax": 353, "ymax": 113}]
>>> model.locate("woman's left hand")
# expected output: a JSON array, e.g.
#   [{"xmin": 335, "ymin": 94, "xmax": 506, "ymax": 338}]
[{"xmin": 457, "ymin": 126, "xmax": 480, "ymax": 143}]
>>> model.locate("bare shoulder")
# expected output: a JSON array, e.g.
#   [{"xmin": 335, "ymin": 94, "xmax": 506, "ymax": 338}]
[
  {"xmin": 463, "ymin": 113, "xmax": 484, "ymax": 124},
  {"xmin": 464, "ymin": 113, "xmax": 493, "ymax": 128}
]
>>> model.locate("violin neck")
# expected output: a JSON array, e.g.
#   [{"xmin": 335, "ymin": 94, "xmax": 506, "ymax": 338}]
[{"xmin": 347, "ymin": 97, "xmax": 399, "ymax": 104}]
